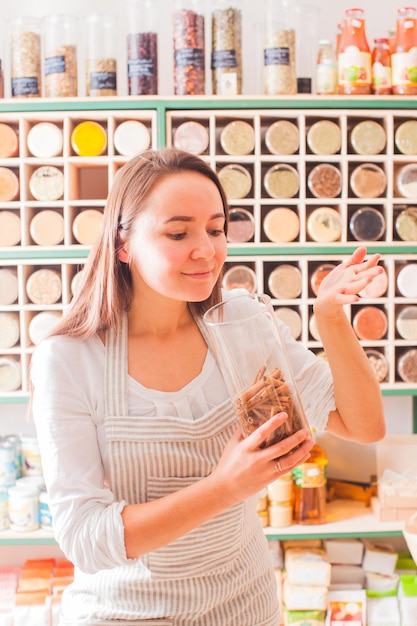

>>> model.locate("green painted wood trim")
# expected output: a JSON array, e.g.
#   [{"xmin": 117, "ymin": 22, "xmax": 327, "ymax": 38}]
[
  {"xmin": 413, "ymin": 397, "xmax": 417, "ymax": 434},
  {"xmin": 265, "ymin": 530, "xmax": 403, "ymax": 540}
]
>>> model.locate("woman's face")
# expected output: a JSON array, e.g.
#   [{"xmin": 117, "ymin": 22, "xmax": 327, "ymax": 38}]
[{"xmin": 125, "ymin": 170, "xmax": 227, "ymax": 303}]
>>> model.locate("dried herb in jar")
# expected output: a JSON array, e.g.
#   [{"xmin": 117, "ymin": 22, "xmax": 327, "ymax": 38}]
[
  {"xmin": 45, "ymin": 45, "xmax": 77, "ymax": 97},
  {"xmin": 173, "ymin": 7, "xmax": 205, "ymax": 95},
  {"xmin": 263, "ymin": 29, "xmax": 296, "ymax": 96},
  {"xmin": 211, "ymin": 6, "xmax": 242, "ymax": 95},
  {"xmin": 11, "ymin": 19, "xmax": 41, "ymax": 98},
  {"xmin": 86, "ymin": 58, "xmax": 117, "ymax": 97}
]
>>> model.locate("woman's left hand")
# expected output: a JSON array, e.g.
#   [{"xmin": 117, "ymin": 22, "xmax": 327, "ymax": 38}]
[{"xmin": 314, "ymin": 246, "xmax": 383, "ymax": 319}]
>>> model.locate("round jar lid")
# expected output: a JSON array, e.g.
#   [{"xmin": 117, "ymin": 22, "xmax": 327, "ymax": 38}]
[
  {"xmin": 0, "ymin": 167, "xmax": 19, "ymax": 202},
  {"xmin": 307, "ymin": 163, "xmax": 342, "ymax": 198},
  {"xmin": 72, "ymin": 209, "xmax": 103, "ymax": 245},
  {"xmin": 310, "ymin": 263, "xmax": 337, "ymax": 296},
  {"xmin": 0, "ymin": 211, "xmax": 21, "ymax": 246},
  {"xmin": 350, "ymin": 163, "xmax": 387, "ymax": 198},
  {"xmin": 395, "ymin": 120, "xmax": 417, "ymax": 155},
  {"xmin": 398, "ymin": 348, "xmax": 417, "ymax": 383},
  {"xmin": 264, "ymin": 164, "xmax": 299, "ymax": 199},
  {"xmin": 0, "ymin": 268, "xmax": 18, "ymax": 305},
  {"xmin": 227, "ymin": 208, "xmax": 255, "ymax": 243},
  {"xmin": 397, "ymin": 263, "xmax": 417, "ymax": 297},
  {"xmin": 396, "ymin": 305, "xmax": 417, "ymax": 340},
  {"xmin": 268, "ymin": 264, "xmax": 302, "ymax": 299},
  {"xmin": 0, "ymin": 357, "xmax": 21, "ymax": 392},
  {"xmin": 309, "ymin": 313, "xmax": 321, "ymax": 341},
  {"xmin": 365, "ymin": 349, "xmax": 388, "ymax": 383},
  {"xmin": 307, "ymin": 120, "xmax": 342, "ymax": 155},
  {"xmin": 218, "ymin": 164, "xmax": 252, "ymax": 199},
  {"xmin": 26, "ymin": 268, "xmax": 62, "ymax": 305},
  {"xmin": 71, "ymin": 121, "xmax": 107, "ymax": 157},
  {"xmin": 114, "ymin": 120, "xmax": 151, "ymax": 156},
  {"xmin": 358, "ymin": 265, "xmax": 388, "ymax": 298},
  {"xmin": 27, "ymin": 122, "xmax": 63, "ymax": 158},
  {"xmin": 173, "ymin": 121, "xmax": 209, "ymax": 155},
  {"xmin": 350, "ymin": 207, "xmax": 386, "ymax": 241},
  {"xmin": 30, "ymin": 210, "xmax": 65, "ymax": 246},
  {"xmin": 265, "ymin": 120, "xmax": 299, "ymax": 155},
  {"xmin": 0, "ymin": 123, "xmax": 19, "ymax": 158},
  {"xmin": 352, "ymin": 306, "xmax": 388, "ymax": 340},
  {"xmin": 28, "ymin": 311, "xmax": 62, "ymax": 345},
  {"xmin": 263, "ymin": 207, "xmax": 300, "ymax": 242},
  {"xmin": 273, "ymin": 306, "xmax": 302, "ymax": 339},
  {"xmin": 396, "ymin": 164, "xmax": 417, "ymax": 198},
  {"xmin": 350, "ymin": 120, "xmax": 387, "ymax": 155},
  {"xmin": 222, "ymin": 265, "xmax": 257, "ymax": 292},
  {"xmin": 220, "ymin": 120, "xmax": 255, "ymax": 156},
  {"xmin": 307, "ymin": 207, "xmax": 342, "ymax": 242},
  {"xmin": 0, "ymin": 312, "xmax": 20, "ymax": 349},
  {"xmin": 29, "ymin": 166, "xmax": 64, "ymax": 202},
  {"xmin": 395, "ymin": 207, "xmax": 417, "ymax": 241}
]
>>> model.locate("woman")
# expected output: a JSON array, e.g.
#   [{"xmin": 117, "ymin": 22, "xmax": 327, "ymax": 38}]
[{"xmin": 31, "ymin": 148, "xmax": 385, "ymax": 625}]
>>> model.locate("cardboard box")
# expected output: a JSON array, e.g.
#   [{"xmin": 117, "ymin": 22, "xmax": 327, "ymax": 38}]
[
  {"xmin": 372, "ymin": 496, "xmax": 417, "ymax": 522},
  {"xmin": 324, "ymin": 538, "xmax": 364, "ymax": 565},
  {"xmin": 376, "ymin": 436, "xmax": 417, "ymax": 509}
]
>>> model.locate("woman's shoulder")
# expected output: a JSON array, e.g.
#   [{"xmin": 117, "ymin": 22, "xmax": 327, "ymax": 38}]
[{"xmin": 32, "ymin": 333, "xmax": 102, "ymax": 370}]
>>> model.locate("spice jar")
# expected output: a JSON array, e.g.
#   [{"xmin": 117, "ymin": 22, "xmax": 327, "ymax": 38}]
[
  {"xmin": 220, "ymin": 120, "xmax": 255, "ymax": 156},
  {"xmin": 395, "ymin": 120, "xmax": 417, "ymax": 155},
  {"xmin": 10, "ymin": 17, "xmax": 41, "ymax": 97},
  {"xmin": 30, "ymin": 210, "xmax": 65, "ymax": 246},
  {"xmin": 173, "ymin": 121, "xmax": 209, "ymax": 155},
  {"xmin": 392, "ymin": 6, "xmax": 417, "ymax": 95},
  {"xmin": 85, "ymin": 14, "xmax": 118, "ymax": 96},
  {"xmin": 0, "ymin": 60, "xmax": 4, "ymax": 98},
  {"xmin": 338, "ymin": 7, "xmax": 371, "ymax": 95},
  {"xmin": 114, "ymin": 120, "xmax": 151, "ymax": 157},
  {"xmin": 0, "ymin": 312, "xmax": 20, "ymax": 349},
  {"xmin": 352, "ymin": 306, "xmax": 388, "ymax": 340},
  {"xmin": 0, "ymin": 268, "xmax": 18, "ymax": 305},
  {"xmin": 350, "ymin": 164, "xmax": 387, "ymax": 198},
  {"xmin": 0, "ymin": 357, "xmax": 21, "ymax": 392},
  {"xmin": 227, "ymin": 208, "xmax": 255, "ymax": 243},
  {"xmin": 0, "ymin": 211, "xmax": 21, "ymax": 247},
  {"xmin": 43, "ymin": 14, "xmax": 78, "ymax": 97},
  {"xmin": 395, "ymin": 206, "xmax": 417, "ymax": 241},
  {"xmin": 350, "ymin": 207, "xmax": 386, "ymax": 242},
  {"xmin": 263, "ymin": 0, "xmax": 296, "ymax": 95},
  {"xmin": 263, "ymin": 207, "xmax": 300, "ymax": 243},
  {"xmin": 26, "ymin": 268, "xmax": 62, "ymax": 305},
  {"xmin": 350, "ymin": 120, "xmax": 387, "ymax": 155},
  {"xmin": 273, "ymin": 307, "xmax": 302, "ymax": 340},
  {"xmin": 395, "ymin": 164, "xmax": 417, "ymax": 198},
  {"xmin": 265, "ymin": 120, "xmax": 299, "ymax": 155},
  {"xmin": 27, "ymin": 122, "xmax": 63, "ymax": 158},
  {"xmin": 203, "ymin": 293, "xmax": 311, "ymax": 448},
  {"xmin": 0, "ymin": 123, "xmax": 19, "ymax": 158},
  {"xmin": 0, "ymin": 167, "xmax": 19, "ymax": 202},
  {"xmin": 264, "ymin": 164, "xmax": 299, "ymax": 199},
  {"xmin": 307, "ymin": 164, "xmax": 342, "ymax": 199},
  {"xmin": 29, "ymin": 166, "xmax": 64, "ymax": 202},
  {"xmin": 307, "ymin": 120, "xmax": 341, "ymax": 155},
  {"xmin": 307, "ymin": 207, "xmax": 342, "ymax": 243},
  {"xmin": 396, "ymin": 305, "xmax": 417, "ymax": 340},
  {"xmin": 222, "ymin": 265, "xmax": 257, "ymax": 292},
  {"xmin": 211, "ymin": 0, "xmax": 242, "ymax": 95},
  {"xmin": 365, "ymin": 349, "xmax": 388, "ymax": 383},
  {"xmin": 173, "ymin": 0, "xmax": 205, "ymax": 95},
  {"xmin": 398, "ymin": 349, "xmax": 417, "ymax": 383},
  {"xmin": 268, "ymin": 264, "xmax": 302, "ymax": 300},
  {"xmin": 126, "ymin": 0, "xmax": 158, "ymax": 96},
  {"xmin": 397, "ymin": 263, "xmax": 417, "ymax": 298},
  {"xmin": 218, "ymin": 164, "xmax": 252, "ymax": 199},
  {"xmin": 371, "ymin": 38, "xmax": 392, "ymax": 95}
]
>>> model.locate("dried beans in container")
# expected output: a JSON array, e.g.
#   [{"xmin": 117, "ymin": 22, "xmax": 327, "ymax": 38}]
[{"xmin": 10, "ymin": 17, "xmax": 41, "ymax": 98}]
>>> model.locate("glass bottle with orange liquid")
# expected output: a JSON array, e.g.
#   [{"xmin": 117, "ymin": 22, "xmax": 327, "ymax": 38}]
[
  {"xmin": 392, "ymin": 6, "xmax": 417, "ymax": 95},
  {"xmin": 338, "ymin": 7, "xmax": 371, "ymax": 94},
  {"xmin": 292, "ymin": 439, "xmax": 328, "ymax": 525},
  {"xmin": 372, "ymin": 37, "xmax": 392, "ymax": 95}
]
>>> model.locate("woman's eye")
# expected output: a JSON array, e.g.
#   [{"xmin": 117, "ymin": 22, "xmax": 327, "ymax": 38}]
[
  {"xmin": 168, "ymin": 233, "xmax": 186, "ymax": 240},
  {"xmin": 209, "ymin": 229, "xmax": 225, "ymax": 237}
]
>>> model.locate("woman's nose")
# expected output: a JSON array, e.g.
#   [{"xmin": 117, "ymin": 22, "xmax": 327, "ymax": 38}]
[{"xmin": 190, "ymin": 232, "xmax": 215, "ymax": 259}]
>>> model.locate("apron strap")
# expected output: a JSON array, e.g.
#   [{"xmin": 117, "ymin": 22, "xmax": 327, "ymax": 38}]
[{"xmin": 104, "ymin": 312, "xmax": 129, "ymax": 417}]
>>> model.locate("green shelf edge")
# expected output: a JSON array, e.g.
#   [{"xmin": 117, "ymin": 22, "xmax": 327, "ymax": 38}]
[{"xmin": 265, "ymin": 530, "xmax": 403, "ymax": 540}]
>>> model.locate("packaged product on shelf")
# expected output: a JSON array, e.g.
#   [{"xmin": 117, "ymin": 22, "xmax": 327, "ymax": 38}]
[
  {"xmin": 0, "ymin": 123, "xmax": 19, "ymax": 158},
  {"xmin": 315, "ymin": 39, "xmax": 338, "ymax": 95},
  {"xmin": 0, "ymin": 268, "xmax": 18, "ymax": 305},
  {"xmin": 0, "ymin": 166, "xmax": 19, "ymax": 202},
  {"xmin": 211, "ymin": 0, "xmax": 242, "ymax": 95},
  {"xmin": 0, "ymin": 211, "xmax": 20, "ymax": 247},
  {"xmin": 371, "ymin": 37, "xmax": 392, "ymax": 95},
  {"xmin": 338, "ymin": 8, "xmax": 371, "ymax": 95},
  {"xmin": 8, "ymin": 483, "xmax": 40, "ymax": 532},
  {"xmin": 0, "ymin": 358, "xmax": 21, "ymax": 392},
  {"xmin": 292, "ymin": 441, "xmax": 327, "ymax": 525},
  {"xmin": 173, "ymin": 0, "xmax": 205, "ymax": 95},
  {"xmin": 126, "ymin": 0, "xmax": 158, "ymax": 96},
  {"xmin": 10, "ymin": 17, "xmax": 41, "ymax": 98},
  {"xmin": 327, "ymin": 590, "xmax": 366, "ymax": 625},
  {"xmin": 84, "ymin": 14, "xmax": 117, "ymax": 97},
  {"xmin": 173, "ymin": 120, "xmax": 209, "ymax": 154},
  {"xmin": 0, "ymin": 312, "xmax": 20, "ymax": 349},
  {"xmin": 27, "ymin": 122, "xmax": 63, "ymax": 158},
  {"xmin": 395, "ymin": 119, "xmax": 417, "ymax": 154},
  {"xmin": 392, "ymin": 6, "xmax": 417, "ymax": 95},
  {"xmin": 43, "ymin": 14, "xmax": 78, "ymax": 98},
  {"xmin": 114, "ymin": 120, "xmax": 151, "ymax": 157},
  {"xmin": 262, "ymin": 0, "xmax": 296, "ymax": 95},
  {"xmin": 220, "ymin": 120, "xmax": 255, "ymax": 156}
]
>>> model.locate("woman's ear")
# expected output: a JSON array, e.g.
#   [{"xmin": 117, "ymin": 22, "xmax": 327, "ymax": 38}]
[{"xmin": 117, "ymin": 247, "xmax": 129, "ymax": 263}]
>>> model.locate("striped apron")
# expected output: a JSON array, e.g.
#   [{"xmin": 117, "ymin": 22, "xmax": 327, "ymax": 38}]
[{"xmin": 59, "ymin": 314, "xmax": 279, "ymax": 625}]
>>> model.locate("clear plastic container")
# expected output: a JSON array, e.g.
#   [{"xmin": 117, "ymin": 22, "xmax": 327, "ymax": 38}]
[
  {"xmin": 203, "ymin": 292, "xmax": 311, "ymax": 448},
  {"xmin": 126, "ymin": 0, "xmax": 158, "ymax": 95},
  {"xmin": 10, "ymin": 17, "xmax": 41, "ymax": 97},
  {"xmin": 43, "ymin": 14, "xmax": 78, "ymax": 97},
  {"xmin": 173, "ymin": 0, "xmax": 205, "ymax": 95},
  {"xmin": 85, "ymin": 14, "xmax": 117, "ymax": 96},
  {"xmin": 211, "ymin": 0, "xmax": 242, "ymax": 95}
]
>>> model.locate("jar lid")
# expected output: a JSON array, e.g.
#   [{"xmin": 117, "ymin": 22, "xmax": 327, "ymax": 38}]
[
  {"xmin": 0, "ymin": 268, "xmax": 18, "ymax": 305},
  {"xmin": 218, "ymin": 164, "xmax": 252, "ymax": 199},
  {"xmin": 0, "ymin": 312, "xmax": 20, "ymax": 349},
  {"xmin": 310, "ymin": 263, "xmax": 337, "ymax": 296},
  {"xmin": 396, "ymin": 305, "xmax": 417, "ymax": 340},
  {"xmin": 71, "ymin": 121, "xmax": 107, "ymax": 156},
  {"xmin": 396, "ymin": 164, "xmax": 417, "ymax": 198},
  {"xmin": 0, "ymin": 123, "xmax": 19, "ymax": 158},
  {"xmin": 273, "ymin": 306, "xmax": 302, "ymax": 339},
  {"xmin": 358, "ymin": 265, "xmax": 388, "ymax": 298},
  {"xmin": 265, "ymin": 120, "xmax": 299, "ymax": 155},
  {"xmin": 307, "ymin": 207, "xmax": 342, "ymax": 242},
  {"xmin": 0, "ymin": 357, "xmax": 21, "ymax": 392},
  {"xmin": 26, "ymin": 268, "xmax": 62, "ymax": 305},
  {"xmin": 397, "ymin": 263, "xmax": 417, "ymax": 297},
  {"xmin": 27, "ymin": 122, "xmax": 63, "ymax": 158},
  {"xmin": 307, "ymin": 120, "xmax": 342, "ymax": 155},
  {"xmin": 350, "ymin": 207, "xmax": 386, "ymax": 241},
  {"xmin": 30, "ymin": 210, "xmax": 65, "ymax": 246},
  {"xmin": 28, "ymin": 311, "xmax": 62, "ymax": 345},
  {"xmin": 268, "ymin": 264, "xmax": 302, "ymax": 299},
  {"xmin": 0, "ymin": 167, "xmax": 19, "ymax": 202},
  {"xmin": 29, "ymin": 166, "xmax": 64, "ymax": 201},
  {"xmin": 395, "ymin": 207, "xmax": 417, "ymax": 241},
  {"xmin": 309, "ymin": 313, "xmax": 321, "ymax": 341},
  {"xmin": 222, "ymin": 265, "xmax": 257, "ymax": 292},
  {"xmin": 220, "ymin": 120, "xmax": 255, "ymax": 155},
  {"xmin": 173, "ymin": 121, "xmax": 209, "ymax": 155},
  {"xmin": 227, "ymin": 208, "xmax": 255, "ymax": 243},
  {"xmin": 71, "ymin": 269, "xmax": 86, "ymax": 296},
  {"xmin": 395, "ymin": 120, "xmax": 417, "ymax": 155},
  {"xmin": 352, "ymin": 306, "xmax": 388, "ymax": 340},
  {"xmin": 264, "ymin": 164, "xmax": 299, "ymax": 198},
  {"xmin": 263, "ymin": 207, "xmax": 300, "ymax": 242},
  {"xmin": 398, "ymin": 348, "xmax": 417, "ymax": 383},
  {"xmin": 114, "ymin": 120, "xmax": 150, "ymax": 156},
  {"xmin": 307, "ymin": 164, "xmax": 342, "ymax": 198},
  {"xmin": 0, "ymin": 211, "xmax": 21, "ymax": 246},
  {"xmin": 365, "ymin": 349, "xmax": 388, "ymax": 382},
  {"xmin": 72, "ymin": 209, "xmax": 103, "ymax": 245},
  {"xmin": 350, "ymin": 120, "xmax": 387, "ymax": 155},
  {"xmin": 350, "ymin": 163, "xmax": 387, "ymax": 198}
]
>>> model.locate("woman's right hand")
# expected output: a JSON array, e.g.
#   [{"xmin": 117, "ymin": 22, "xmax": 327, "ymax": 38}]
[{"xmin": 211, "ymin": 412, "xmax": 314, "ymax": 506}]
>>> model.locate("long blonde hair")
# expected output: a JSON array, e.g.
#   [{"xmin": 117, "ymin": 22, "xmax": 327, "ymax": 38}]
[{"xmin": 51, "ymin": 148, "xmax": 230, "ymax": 339}]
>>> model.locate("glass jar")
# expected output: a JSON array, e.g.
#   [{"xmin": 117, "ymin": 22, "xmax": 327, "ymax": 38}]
[
  {"xmin": 350, "ymin": 164, "xmax": 387, "ymax": 199},
  {"xmin": 173, "ymin": 120, "xmax": 209, "ymax": 154},
  {"xmin": 268, "ymin": 264, "xmax": 302, "ymax": 299},
  {"xmin": 227, "ymin": 208, "xmax": 255, "ymax": 243},
  {"xmin": 264, "ymin": 164, "xmax": 299, "ymax": 199},
  {"xmin": 396, "ymin": 305, "xmax": 417, "ymax": 340},
  {"xmin": 371, "ymin": 37, "xmax": 392, "ymax": 95},
  {"xmin": 222, "ymin": 265, "xmax": 257, "ymax": 292},
  {"xmin": 265, "ymin": 119, "xmax": 299, "ymax": 155},
  {"xmin": 352, "ymin": 306, "xmax": 388, "ymax": 340},
  {"xmin": 395, "ymin": 206, "xmax": 417, "ymax": 241},
  {"xmin": 315, "ymin": 39, "xmax": 338, "ymax": 95},
  {"xmin": 211, "ymin": 0, "xmax": 242, "ymax": 95},
  {"xmin": 395, "ymin": 120, "xmax": 417, "ymax": 154},
  {"xmin": 307, "ymin": 120, "xmax": 341, "ymax": 155},
  {"xmin": 365, "ymin": 349, "xmax": 389, "ymax": 383},
  {"xmin": 220, "ymin": 120, "xmax": 255, "ymax": 156},
  {"xmin": 307, "ymin": 207, "xmax": 342, "ymax": 243},
  {"xmin": 350, "ymin": 120, "xmax": 387, "ymax": 155},
  {"xmin": 338, "ymin": 8, "xmax": 371, "ymax": 95},
  {"xmin": 262, "ymin": 0, "xmax": 296, "ymax": 95},
  {"xmin": 392, "ymin": 6, "xmax": 417, "ymax": 95},
  {"xmin": 173, "ymin": 0, "xmax": 205, "ymax": 95},
  {"xmin": 263, "ymin": 207, "xmax": 300, "ymax": 243},
  {"xmin": 85, "ymin": 14, "xmax": 118, "ymax": 96},
  {"xmin": 307, "ymin": 164, "xmax": 342, "ymax": 199},
  {"xmin": 126, "ymin": 0, "xmax": 158, "ymax": 95},
  {"xmin": 43, "ymin": 14, "xmax": 78, "ymax": 97},
  {"xmin": 292, "ymin": 441, "xmax": 327, "ymax": 525},
  {"xmin": 218, "ymin": 163, "xmax": 252, "ymax": 199},
  {"xmin": 10, "ymin": 17, "xmax": 41, "ymax": 97},
  {"xmin": 398, "ymin": 349, "xmax": 417, "ymax": 383},
  {"xmin": 203, "ymin": 292, "xmax": 311, "ymax": 448}
]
